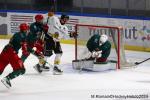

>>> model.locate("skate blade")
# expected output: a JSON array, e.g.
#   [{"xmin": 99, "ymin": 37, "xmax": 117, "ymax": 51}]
[
  {"xmin": 1, "ymin": 80, "xmax": 10, "ymax": 89},
  {"xmin": 41, "ymin": 68, "xmax": 50, "ymax": 72},
  {"xmin": 53, "ymin": 71, "xmax": 63, "ymax": 75}
]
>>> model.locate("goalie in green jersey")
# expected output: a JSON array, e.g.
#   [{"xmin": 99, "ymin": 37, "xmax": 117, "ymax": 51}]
[{"xmin": 86, "ymin": 34, "xmax": 111, "ymax": 63}]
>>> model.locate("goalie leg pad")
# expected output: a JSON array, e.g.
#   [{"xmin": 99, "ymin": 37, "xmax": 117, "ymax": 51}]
[{"xmin": 72, "ymin": 59, "xmax": 94, "ymax": 70}]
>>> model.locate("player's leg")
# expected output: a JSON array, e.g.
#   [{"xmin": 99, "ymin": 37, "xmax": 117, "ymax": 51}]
[
  {"xmin": 0, "ymin": 48, "xmax": 12, "ymax": 88},
  {"xmin": 53, "ymin": 42, "xmax": 63, "ymax": 75},
  {"xmin": 0, "ymin": 47, "xmax": 10, "ymax": 75},
  {"xmin": 0, "ymin": 59, "xmax": 9, "ymax": 75},
  {"xmin": 43, "ymin": 36, "xmax": 54, "ymax": 57},
  {"xmin": 41, "ymin": 37, "xmax": 54, "ymax": 70},
  {"xmin": 33, "ymin": 37, "xmax": 54, "ymax": 73},
  {"xmin": 1, "ymin": 49, "xmax": 25, "ymax": 88},
  {"xmin": 21, "ymin": 53, "xmax": 30, "ymax": 62}
]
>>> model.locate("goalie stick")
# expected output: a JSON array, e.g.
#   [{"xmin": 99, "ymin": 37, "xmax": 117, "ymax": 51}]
[{"xmin": 135, "ymin": 57, "xmax": 150, "ymax": 65}]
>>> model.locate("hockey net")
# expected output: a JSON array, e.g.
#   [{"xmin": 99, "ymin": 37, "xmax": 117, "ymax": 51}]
[{"xmin": 74, "ymin": 24, "xmax": 132, "ymax": 69}]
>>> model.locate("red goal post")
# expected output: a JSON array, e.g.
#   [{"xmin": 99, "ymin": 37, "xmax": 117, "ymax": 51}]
[{"xmin": 74, "ymin": 24, "xmax": 125, "ymax": 69}]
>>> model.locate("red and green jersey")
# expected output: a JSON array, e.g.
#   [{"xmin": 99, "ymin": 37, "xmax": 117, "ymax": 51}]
[
  {"xmin": 8, "ymin": 32, "xmax": 27, "ymax": 53},
  {"xmin": 27, "ymin": 22, "xmax": 43, "ymax": 44}
]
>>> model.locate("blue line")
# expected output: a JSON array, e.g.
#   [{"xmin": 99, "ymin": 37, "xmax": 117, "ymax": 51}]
[{"xmin": 0, "ymin": 10, "xmax": 150, "ymax": 20}]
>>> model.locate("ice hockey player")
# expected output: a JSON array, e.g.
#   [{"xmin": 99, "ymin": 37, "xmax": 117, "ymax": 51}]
[
  {"xmin": 34, "ymin": 11, "xmax": 76, "ymax": 75},
  {"xmin": 86, "ymin": 34, "xmax": 111, "ymax": 63},
  {"xmin": 0, "ymin": 23, "xmax": 29, "ymax": 88},
  {"xmin": 21, "ymin": 14, "xmax": 50, "ymax": 72}
]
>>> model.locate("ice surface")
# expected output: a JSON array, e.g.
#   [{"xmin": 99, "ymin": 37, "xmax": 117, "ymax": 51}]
[{"xmin": 0, "ymin": 39, "xmax": 150, "ymax": 100}]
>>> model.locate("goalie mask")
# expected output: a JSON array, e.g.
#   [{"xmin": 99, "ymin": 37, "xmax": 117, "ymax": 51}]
[{"xmin": 100, "ymin": 34, "xmax": 108, "ymax": 44}]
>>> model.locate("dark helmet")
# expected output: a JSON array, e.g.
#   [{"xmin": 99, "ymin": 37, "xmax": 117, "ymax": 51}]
[
  {"xmin": 35, "ymin": 14, "xmax": 44, "ymax": 21},
  {"xmin": 19, "ymin": 23, "xmax": 29, "ymax": 31},
  {"xmin": 60, "ymin": 14, "xmax": 69, "ymax": 20}
]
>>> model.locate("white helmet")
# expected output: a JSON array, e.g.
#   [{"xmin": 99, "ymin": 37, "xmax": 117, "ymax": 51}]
[{"xmin": 100, "ymin": 34, "xmax": 108, "ymax": 43}]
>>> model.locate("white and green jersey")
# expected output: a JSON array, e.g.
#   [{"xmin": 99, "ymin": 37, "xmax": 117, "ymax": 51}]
[
  {"xmin": 86, "ymin": 34, "xmax": 111, "ymax": 58},
  {"xmin": 46, "ymin": 15, "xmax": 69, "ymax": 41}
]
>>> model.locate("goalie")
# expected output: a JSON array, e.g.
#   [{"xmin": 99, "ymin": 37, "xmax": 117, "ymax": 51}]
[{"xmin": 86, "ymin": 34, "xmax": 111, "ymax": 63}]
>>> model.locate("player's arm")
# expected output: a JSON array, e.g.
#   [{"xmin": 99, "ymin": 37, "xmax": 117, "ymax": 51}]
[
  {"xmin": 21, "ymin": 41, "xmax": 30, "ymax": 57},
  {"xmin": 51, "ymin": 16, "xmax": 69, "ymax": 36},
  {"xmin": 30, "ymin": 40, "xmax": 46, "ymax": 65},
  {"xmin": 86, "ymin": 35, "xmax": 97, "ymax": 52},
  {"xmin": 30, "ymin": 23, "xmax": 41, "ymax": 35},
  {"xmin": 98, "ymin": 41, "xmax": 111, "ymax": 52}
]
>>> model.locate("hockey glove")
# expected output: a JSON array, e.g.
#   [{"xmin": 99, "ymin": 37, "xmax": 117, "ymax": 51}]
[
  {"xmin": 92, "ymin": 51, "xmax": 102, "ymax": 58},
  {"xmin": 34, "ymin": 39, "xmax": 44, "ymax": 53},
  {"xmin": 53, "ymin": 32, "xmax": 59, "ymax": 39},
  {"xmin": 21, "ymin": 42, "xmax": 30, "ymax": 56},
  {"xmin": 69, "ymin": 32, "xmax": 78, "ymax": 38}
]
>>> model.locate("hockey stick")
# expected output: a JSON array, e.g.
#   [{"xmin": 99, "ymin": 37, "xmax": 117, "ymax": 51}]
[{"xmin": 135, "ymin": 57, "xmax": 150, "ymax": 65}]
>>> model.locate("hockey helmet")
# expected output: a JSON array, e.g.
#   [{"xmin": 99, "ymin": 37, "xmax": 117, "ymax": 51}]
[
  {"xmin": 100, "ymin": 34, "xmax": 108, "ymax": 43},
  {"xmin": 61, "ymin": 14, "xmax": 69, "ymax": 20},
  {"xmin": 48, "ymin": 11, "xmax": 54, "ymax": 17},
  {"xmin": 19, "ymin": 23, "xmax": 29, "ymax": 31},
  {"xmin": 35, "ymin": 14, "xmax": 44, "ymax": 22}
]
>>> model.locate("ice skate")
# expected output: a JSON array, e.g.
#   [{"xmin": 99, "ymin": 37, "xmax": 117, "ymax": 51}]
[
  {"xmin": 53, "ymin": 66, "xmax": 63, "ymax": 75},
  {"xmin": 41, "ymin": 64, "xmax": 50, "ymax": 71},
  {"xmin": 33, "ymin": 64, "xmax": 42, "ymax": 73},
  {"xmin": 1, "ymin": 77, "xmax": 11, "ymax": 88}
]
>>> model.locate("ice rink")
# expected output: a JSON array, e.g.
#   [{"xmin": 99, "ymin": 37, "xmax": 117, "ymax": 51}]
[{"xmin": 0, "ymin": 39, "xmax": 150, "ymax": 100}]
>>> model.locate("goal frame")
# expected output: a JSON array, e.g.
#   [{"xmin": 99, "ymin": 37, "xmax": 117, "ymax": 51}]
[{"xmin": 74, "ymin": 24, "xmax": 122, "ymax": 69}]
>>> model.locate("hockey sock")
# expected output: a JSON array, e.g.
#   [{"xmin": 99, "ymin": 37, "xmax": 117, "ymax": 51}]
[
  {"xmin": 6, "ymin": 68, "xmax": 25, "ymax": 80},
  {"xmin": 39, "ymin": 57, "xmax": 46, "ymax": 66},
  {"xmin": 21, "ymin": 55, "xmax": 28, "ymax": 62},
  {"xmin": 54, "ymin": 54, "xmax": 62, "ymax": 66}
]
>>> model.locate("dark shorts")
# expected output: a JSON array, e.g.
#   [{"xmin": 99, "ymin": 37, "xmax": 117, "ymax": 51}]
[{"xmin": 43, "ymin": 36, "xmax": 62, "ymax": 57}]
